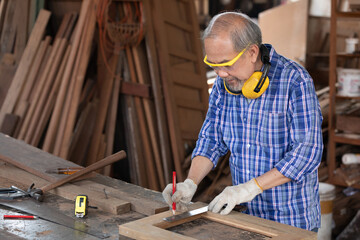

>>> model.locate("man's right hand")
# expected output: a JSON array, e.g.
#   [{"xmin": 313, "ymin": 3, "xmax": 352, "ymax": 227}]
[{"xmin": 162, "ymin": 178, "xmax": 197, "ymax": 212}]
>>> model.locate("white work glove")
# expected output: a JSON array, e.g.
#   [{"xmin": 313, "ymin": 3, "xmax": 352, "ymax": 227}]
[
  {"xmin": 208, "ymin": 178, "xmax": 263, "ymax": 215},
  {"xmin": 162, "ymin": 179, "xmax": 197, "ymax": 212}
]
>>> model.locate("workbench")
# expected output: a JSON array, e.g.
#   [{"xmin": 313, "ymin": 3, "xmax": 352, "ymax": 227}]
[{"xmin": 0, "ymin": 134, "xmax": 317, "ymax": 239}]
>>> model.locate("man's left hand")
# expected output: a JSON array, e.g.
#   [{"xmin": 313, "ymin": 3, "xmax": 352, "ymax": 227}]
[{"xmin": 208, "ymin": 178, "xmax": 263, "ymax": 215}]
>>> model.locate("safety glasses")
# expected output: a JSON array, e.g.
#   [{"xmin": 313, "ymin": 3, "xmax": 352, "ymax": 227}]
[{"xmin": 203, "ymin": 45, "xmax": 248, "ymax": 69}]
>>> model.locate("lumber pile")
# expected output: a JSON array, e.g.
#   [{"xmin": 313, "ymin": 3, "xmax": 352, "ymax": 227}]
[{"xmin": 0, "ymin": 0, "xmax": 209, "ymax": 192}]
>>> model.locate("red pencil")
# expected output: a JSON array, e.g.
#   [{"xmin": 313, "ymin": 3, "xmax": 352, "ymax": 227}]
[
  {"xmin": 4, "ymin": 215, "xmax": 38, "ymax": 220},
  {"xmin": 172, "ymin": 171, "xmax": 176, "ymax": 215}
]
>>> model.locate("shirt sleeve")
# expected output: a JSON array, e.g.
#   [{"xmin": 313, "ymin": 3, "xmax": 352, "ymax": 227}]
[
  {"xmin": 275, "ymin": 75, "xmax": 324, "ymax": 182},
  {"xmin": 191, "ymin": 78, "xmax": 229, "ymax": 168}
]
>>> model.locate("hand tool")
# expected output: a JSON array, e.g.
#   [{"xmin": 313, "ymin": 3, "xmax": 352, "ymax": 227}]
[
  {"xmin": 0, "ymin": 184, "xmax": 42, "ymax": 201},
  {"xmin": 172, "ymin": 171, "xmax": 176, "ymax": 215},
  {"xmin": 2, "ymin": 150, "xmax": 126, "ymax": 202},
  {"xmin": 45, "ymin": 167, "xmax": 83, "ymax": 175},
  {"xmin": 3, "ymin": 215, "xmax": 38, "ymax": 219},
  {"xmin": 74, "ymin": 195, "xmax": 88, "ymax": 218},
  {"xmin": 163, "ymin": 204, "xmax": 247, "ymax": 222}
]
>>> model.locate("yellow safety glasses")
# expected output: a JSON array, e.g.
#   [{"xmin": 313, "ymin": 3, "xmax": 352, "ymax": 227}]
[{"xmin": 203, "ymin": 45, "xmax": 248, "ymax": 68}]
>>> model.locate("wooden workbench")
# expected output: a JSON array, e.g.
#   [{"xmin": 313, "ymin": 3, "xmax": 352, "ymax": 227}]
[{"xmin": 0, "ymin": 134, "xmax": 317, "ymax": 239}]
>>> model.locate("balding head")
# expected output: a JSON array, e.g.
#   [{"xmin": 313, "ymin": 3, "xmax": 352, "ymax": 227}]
[{"xmin": 202, "ymin": 12, "xmax": 262, "ymax": 52}]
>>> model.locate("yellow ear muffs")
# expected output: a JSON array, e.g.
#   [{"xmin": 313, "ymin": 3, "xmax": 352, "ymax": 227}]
[{"xmin": 242, "ymin": 71, "xmax": 269, "ymax": 99}]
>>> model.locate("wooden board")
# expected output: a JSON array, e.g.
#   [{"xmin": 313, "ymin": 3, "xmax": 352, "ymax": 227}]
[
  {"xmin": 259, "ymin": 0, "xmax": 308, "ymax": 65},
  {"xmin": 119, "ymin": 202, "xmax": 317, "ymax": 240}
]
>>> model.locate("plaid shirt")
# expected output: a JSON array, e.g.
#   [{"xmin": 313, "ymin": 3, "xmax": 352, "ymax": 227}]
[{"xmin": 192, "ymin": 44, "xmax": 323, "ymax": 230}]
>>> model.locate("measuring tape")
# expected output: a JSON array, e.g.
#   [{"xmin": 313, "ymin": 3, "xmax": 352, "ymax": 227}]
[{"xmin": 75, "ymin": 195, "xmax": 88, "ymax": 218}]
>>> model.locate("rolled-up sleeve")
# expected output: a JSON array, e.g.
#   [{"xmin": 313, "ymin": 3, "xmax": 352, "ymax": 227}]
[
  {"xmin": 192, "ymin": 79, "xmax": 229, "ymax": 168},
  {"xmin": 275, "ymin": 78, "xmax": 323, "ymax": 182}
]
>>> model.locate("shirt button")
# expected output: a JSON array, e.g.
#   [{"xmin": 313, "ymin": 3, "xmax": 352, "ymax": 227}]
[
  {"xmin": 244, "ymin": 117, "xmax": 247, "ymax": 122},
  {"xmin": 246, "ymin": 144, "xmax": 251, "ymax": 149}
]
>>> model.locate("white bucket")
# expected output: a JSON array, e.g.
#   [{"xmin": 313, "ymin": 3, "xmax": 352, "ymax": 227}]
[
  {"xmin": 309, "ymin": 0, "xmax": 331, "ymax": 17},
  {"xmin": 337, "ymin": 68, "xmax": 360, "ymax": 97},
  {"xmin": 318, "ymin": 182, "xmax": 336, "ymax": 240},
  {"xmin": 345, "ymin": 38, "xmax": 359, "ymax": 53}
]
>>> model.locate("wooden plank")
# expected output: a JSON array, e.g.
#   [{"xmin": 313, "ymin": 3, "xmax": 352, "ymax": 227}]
[
  {"xmin": 125, "ymin": 46, "xmax": 159, "ymax": 191},
  {"xmin": 25, "ymin": 38, "xmax": 68, "ymax": 144},
  {"xmin": 132, "ymin": 45, "xmax": 165, "ymax": 189},
  {"xmin": 14, "ymin": 0, "xmax": 29, "ymax": 63},
  {"xmin": 0, "ymin": 61, "xmax": 16, "ymax": 109},
  {"xmin": 75, "ymin": 180, "xmax": 169, "ymax": 216},
  {"xmin": 17, "ymin": 38, "xmax": 62, "ymax": 141},
  {"xmin": 119, "ymin": 202, "xmax": 316, "ymax": 240},
  {"xmin": 0, "ymin": 133, "xmax": 80, "ymax": 182},
  {"xmin": 120, "ymin": 81, "xmax": 151, "ymax": 98},
  {"xmin": 68, "ymin": 100, "xmax": 97, "ymax": 165},
  {"xmin": 59, "ymin": 0, "xmax": 96, "ymax": 158},
  {"xmin": 31, "ymin": 44, "xmax": 71, "ymax": 146},
  {"xmin": 13, "ymin": 36, "xmax": 52, "ymax": 117},
  {"xmin": 0, "ymin": 9, "xmax": 51, "ymax": 126},
  {"xmin": 0, "ymin": 0, "xmax": 16, "ymax": 55},
  {"xmin": 104, "ymin": 65, "xmax": 122, "ymax": 176},
  {"xmin": 143, "ymin": 0, "xmax": 173, "ymax": 183},
  {"xmin": 86, "ymin": 53, "xmax": 117, "ymax": 166},
  {"xmin": 0, "ymin": 0, "xmax": 8, "ymax": 41},
  {"xmin": 90, "ymin": 175, "xmax": 169, "ymax": 215},
  {"xmin": 43, "ymin": 0, "xmax": 91, "ymax": 154},
  {"xmin": 122, "ymin": 52, "xmax": 148, "ymax": 188},
  {"xmin": 0, "ymin": 164, "xmax": 130, "ymax": 215}
]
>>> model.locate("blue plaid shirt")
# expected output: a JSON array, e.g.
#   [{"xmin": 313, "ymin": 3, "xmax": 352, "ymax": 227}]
[{"xmin": 192, "ymin": 44, "xmax": 323, "ymax": 230}]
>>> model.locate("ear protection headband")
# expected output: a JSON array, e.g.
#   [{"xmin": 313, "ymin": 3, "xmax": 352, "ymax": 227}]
[{"xmin": 224, "ymin": 44, "xmax": 271, "ymax": 99}]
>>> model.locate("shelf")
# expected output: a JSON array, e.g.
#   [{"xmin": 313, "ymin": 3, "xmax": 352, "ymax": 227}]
[
  {"xmin": 333, "ymin": 133, "xmax": 360, "ymax": 145},
  {"xmin": 328, "ymin": 174, "xmax": 360, "ymax": 189},
  {"xmin": 336, "ymin": 95, "xmax": 360, "ymax": 100},
  {"xmin": 336, "ymin": 53, "xmax": 360, "ymax": 57},
  {"xmin": 336, "ymin": 11, "xmax": 360, "ymax": 19},
  {"xmin": 308, "ymin": 52, "xmax": 329, "ymax": 57}
]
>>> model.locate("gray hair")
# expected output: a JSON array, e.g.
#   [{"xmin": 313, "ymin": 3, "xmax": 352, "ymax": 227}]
[{"xmin": 202, "ymin": 11, "xmax": 262, "ymax": 52}]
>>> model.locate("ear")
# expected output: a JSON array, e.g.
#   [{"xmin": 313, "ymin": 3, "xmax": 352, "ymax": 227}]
[{"xmin": 248, "ymin": 44, "xmax": 260, "ymax": 64}]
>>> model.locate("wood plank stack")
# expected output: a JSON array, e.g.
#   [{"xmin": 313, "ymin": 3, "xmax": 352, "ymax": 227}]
[{"xmin": 0, "ymin": 0, "xmax": 210, "ymax": 192}]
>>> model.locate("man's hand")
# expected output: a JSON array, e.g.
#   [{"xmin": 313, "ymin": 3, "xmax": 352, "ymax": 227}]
[
  {"xmin": 208, "ymin": 178, "xmax": 263, "ymax": 215},
  {"xmin": 162, "ymin": 179, "xmax": 197, "ymax": 212}
]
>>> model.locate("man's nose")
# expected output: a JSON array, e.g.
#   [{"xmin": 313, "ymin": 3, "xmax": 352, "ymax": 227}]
[{"xmin": 216, "ymin": 68, "xmax": 229, "ymax": 78}]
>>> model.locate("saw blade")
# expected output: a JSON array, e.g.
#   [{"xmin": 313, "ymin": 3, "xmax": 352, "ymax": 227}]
[
  {"xmin": 162, "ymin": 204, "xmax": 248, "ymax": 222},
  {"xmin": 163, "ymin": 206, "xmax": 209, "ymax": 222}
]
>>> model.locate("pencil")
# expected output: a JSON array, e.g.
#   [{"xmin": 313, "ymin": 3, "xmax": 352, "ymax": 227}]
[
  {"xmin": 4, "ymin": 215, "xmax": 38, "ymax": 219},
  {"xmin": 172, "ymin": 171, "xmax": 176, "ymax": 215}
]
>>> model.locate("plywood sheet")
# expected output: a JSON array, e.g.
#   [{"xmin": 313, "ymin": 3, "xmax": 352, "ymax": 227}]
[{"xmin": 259, "ymin": 0, "xmax": 308, "ymax": 65}]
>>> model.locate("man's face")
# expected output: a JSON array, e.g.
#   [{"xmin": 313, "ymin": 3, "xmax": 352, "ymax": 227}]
[{"xmin": 204, "ymin": 35, "xmax": 256, "ymax": 92}]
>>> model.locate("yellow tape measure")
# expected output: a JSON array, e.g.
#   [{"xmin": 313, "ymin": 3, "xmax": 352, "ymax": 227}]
[{"xmin": 75, "ymin": 195, "xmax": 88, "ymax": 218}]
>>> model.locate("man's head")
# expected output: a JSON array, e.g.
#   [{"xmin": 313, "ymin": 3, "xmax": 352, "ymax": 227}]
[{"xmin": 202, "ymin": 12, "xmax": 263, "ymax": 93}]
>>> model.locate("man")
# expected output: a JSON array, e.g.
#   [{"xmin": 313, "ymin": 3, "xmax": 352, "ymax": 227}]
[{"xmin": 162, "ymin": 11, "xmax": 323, "ymax": 231}]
